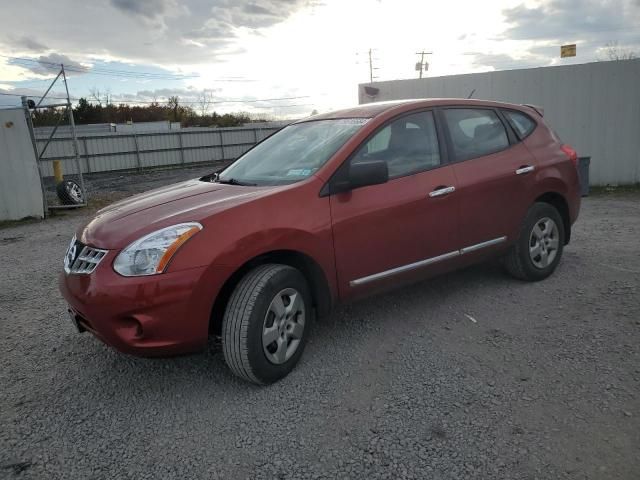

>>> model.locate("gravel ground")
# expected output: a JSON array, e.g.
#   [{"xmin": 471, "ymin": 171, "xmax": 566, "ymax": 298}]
[{"xmin": 1, "ymin": 174, "xmax": 639, "ymax": 479}]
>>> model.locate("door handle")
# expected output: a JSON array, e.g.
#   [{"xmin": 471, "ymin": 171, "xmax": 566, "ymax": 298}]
[
  {"xmin": 515, "ymin": 165, "xmax": 535, "ymax": 175},
  {"xmin": 429, "ymin": 186, "xmax": 455, "ymax": 198}
]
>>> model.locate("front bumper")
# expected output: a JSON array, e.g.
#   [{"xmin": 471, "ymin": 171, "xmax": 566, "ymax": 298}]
[{"xmin": 59, "ymin": 256, "xmax": 232, "ymax": 357}]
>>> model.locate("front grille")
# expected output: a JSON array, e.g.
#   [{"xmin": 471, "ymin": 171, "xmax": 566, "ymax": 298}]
[{"xmin": 64, "ymin": 236, "xmax": 108, "ymax": 274}]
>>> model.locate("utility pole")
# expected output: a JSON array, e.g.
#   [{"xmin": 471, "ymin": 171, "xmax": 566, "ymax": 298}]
[
  {"xmin": 415, "ymin": 51, "xmax": 432, "ymax": 79},
  {"xmin": 368, "ymin": 48, "xmax": 374, "ymax": 83},
  {"xmin": 357, "ymin": 48, "xmax": 379, "ymax": 83}
]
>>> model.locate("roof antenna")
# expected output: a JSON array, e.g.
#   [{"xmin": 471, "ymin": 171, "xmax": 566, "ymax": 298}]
[{"xmin": 467, "ymin": 88, "xmax": 476, "ymax": 99}]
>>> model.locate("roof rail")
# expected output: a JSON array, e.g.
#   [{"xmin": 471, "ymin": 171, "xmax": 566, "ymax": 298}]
[{"xmin": 522, "ymin": 104, "xmax": 544, "ymax": 116}]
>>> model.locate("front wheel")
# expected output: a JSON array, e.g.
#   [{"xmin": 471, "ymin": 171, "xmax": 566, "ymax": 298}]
[
  {"xmin": 503, "ymin": 202, "xmax": 565, "ymax": 281},
  {"xmin": 222, "ymin": 264, "xmax": 311, "ymax": 384}
]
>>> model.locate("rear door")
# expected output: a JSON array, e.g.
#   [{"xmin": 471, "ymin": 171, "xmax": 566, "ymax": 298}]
[
  {"xmin": 329, "ymin": 110, "xmax": 459, "ymax": 299},
  {"xmin": 439, "ymin": 107, "xmax": 539, "ymax": 252}
]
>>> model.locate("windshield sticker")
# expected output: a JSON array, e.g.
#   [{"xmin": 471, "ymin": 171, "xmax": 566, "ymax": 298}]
[
  {"xmin": 334, "ymin": 118, "xmax": 370, "ymax": 125},
  {"xmin": 286, "ymin": 168, "xmax": 313, "ymax": 176}
]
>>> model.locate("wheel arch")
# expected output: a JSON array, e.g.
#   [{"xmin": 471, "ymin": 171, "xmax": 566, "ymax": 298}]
[
  {"xmin": 209, "ymin": 249, "xmax": 334, "ymax": 335},
  {"xmin": 535, "ymin": 191, "xmax": 571, "ymax": 244}
]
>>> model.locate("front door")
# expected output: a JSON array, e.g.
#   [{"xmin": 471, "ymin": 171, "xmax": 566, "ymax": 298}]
[{"xmin": 329, "ymin": 110, "xmax": 459, "ymax": 299}]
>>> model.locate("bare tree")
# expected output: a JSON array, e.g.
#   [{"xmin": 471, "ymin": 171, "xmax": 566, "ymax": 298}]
[
  {"xmin": 168, "ymin": 96, "xmax": 180, "ymax": 122},
  {"xmin": 196, "ymin": 89, "xmax": 214, "ymax": 116},
  {"xmin": 600, "ymin": 41, "xmax": 637, "ymax": 61},
  {"xmin": 89, "ymin": 87, "xmax": 102, "ymax": 106},
  {"xmin": 89, "ymin": 87, "xmax": 113, "ymax": 106}
]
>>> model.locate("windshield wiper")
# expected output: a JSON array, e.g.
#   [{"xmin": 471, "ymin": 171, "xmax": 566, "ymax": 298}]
[{"xmin": 216, "ymin": 177, "xmax": 257, "ymax": 186}]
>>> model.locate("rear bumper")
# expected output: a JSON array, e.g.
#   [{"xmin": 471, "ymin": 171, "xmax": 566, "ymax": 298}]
[{"xmin": 59, "ymin": 258, "xmax": 232, "ymax": 357}]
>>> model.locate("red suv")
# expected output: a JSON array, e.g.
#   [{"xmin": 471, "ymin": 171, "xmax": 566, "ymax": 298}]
[{"xmin": 60, "ymin": 99, "xmax": 581, "ymax": 384}]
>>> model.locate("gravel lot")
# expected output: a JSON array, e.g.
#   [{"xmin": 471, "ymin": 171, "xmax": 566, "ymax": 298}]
[{"xmin": 1, "ymin": 170, "xmax": 639, "ymax": 480}]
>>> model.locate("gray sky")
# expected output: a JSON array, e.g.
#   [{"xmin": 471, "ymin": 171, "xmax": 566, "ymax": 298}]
[{"xmin": 1, "ymin": 0, "xmax": 638, "ymax": 117}]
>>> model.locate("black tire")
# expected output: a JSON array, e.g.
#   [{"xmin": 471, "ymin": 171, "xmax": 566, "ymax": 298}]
[
  {"xmin": 503, "ymin": 202, "xmax": 565, "ymax": 281},
  {"xmin": 222, "ymin": 264, "xmax": 311, "ymax": 385},
  {"xmin": 56, "ymin": 180, "xmax": 84, "ymax": 205}
]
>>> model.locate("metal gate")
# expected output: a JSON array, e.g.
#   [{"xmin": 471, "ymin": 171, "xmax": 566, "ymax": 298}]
[{"xmin": 22, "ymin": 64, "xmax": 87, "ymax": 213}]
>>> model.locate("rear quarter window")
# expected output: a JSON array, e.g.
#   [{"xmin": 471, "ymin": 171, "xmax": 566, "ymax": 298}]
[
  {"xmin": 503, "ymin": 110, "xmax": 536, "ymax": 138},
  {"xmin": 442, "ymin": 108, "xmax": 510, "ymax": 162}
]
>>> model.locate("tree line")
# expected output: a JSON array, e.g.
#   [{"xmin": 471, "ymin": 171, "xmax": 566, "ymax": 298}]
[{"xmin": 31, "ymin": 96, "xmax": 253, "ymax": 128}]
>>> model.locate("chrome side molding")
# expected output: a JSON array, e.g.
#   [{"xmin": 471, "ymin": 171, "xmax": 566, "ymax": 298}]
[
  {"xmin": 350, "ymin": 250, "xmax": 460, "ymax": 287},
  {"xmin": 350, "ymin": 236, "xmax": 507, "ymax": 287},
  {"xmin": 459, "ymin": 236, "xmax": 507, "ymax": 254}
]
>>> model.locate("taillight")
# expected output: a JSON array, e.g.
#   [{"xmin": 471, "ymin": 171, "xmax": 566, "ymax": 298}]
[{"xmin": 561, "ymin": 144, "xmax": 578, "ymax": 168}]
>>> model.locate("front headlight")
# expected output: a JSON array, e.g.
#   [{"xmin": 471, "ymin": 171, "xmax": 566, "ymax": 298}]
[{"xmin": 113, "ymin": 222, "xmax": 203, "ymax": 277}]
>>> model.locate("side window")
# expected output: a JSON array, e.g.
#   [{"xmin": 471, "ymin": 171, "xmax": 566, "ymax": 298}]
[
  {"xmin": 353, "ymin": 111, "xmax": 441, "ymax": 178},
  {"xmin": 503, "ymin": 110, "xmax": 536, "ymax": 138},
  {"xmin": 366, "ymin": 125, "xmax": 390, "ymax": 154},
  {"xmin": 443, "ymin": 108, "xmax": 509, "ymax": 161}
]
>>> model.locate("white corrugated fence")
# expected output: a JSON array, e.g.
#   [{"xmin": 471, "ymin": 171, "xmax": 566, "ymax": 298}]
[
  {"xmin": 35, "ymin": 124, "xmax": 283, "ymax": 177},
  {"xmin": 359, "ymin": 59, "xmax": 640, "ymax": 186}
]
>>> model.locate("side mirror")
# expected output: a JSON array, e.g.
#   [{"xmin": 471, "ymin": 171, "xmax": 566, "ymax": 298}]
[
  {"xmin": 331, "ymin": 160, "xmax": 388, "ymax": 194},
  {"xmin": 348, "ymin": 160, "xmax": 388, "ymax": 189},
  {"xmin": 328, "ymin": 160, "xmax": 389, "ymax": 194}
]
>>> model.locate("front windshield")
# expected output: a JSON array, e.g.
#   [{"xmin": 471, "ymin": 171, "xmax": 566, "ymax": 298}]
[{"xmin": 218, "ymin": 118, "xmax": 369, "ymax": 186}]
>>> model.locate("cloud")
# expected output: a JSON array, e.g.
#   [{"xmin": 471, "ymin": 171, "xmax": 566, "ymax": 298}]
[
  {"xmin": 110, "ymin": 0, "xmax": 173, "ymax": 19},
  {"xmin": 184, "ymin": 20, "xmax": 236, "ymax": 43},
  {"xmin": 133, "ymin": 87, "xmax": 202, "ymax": 101},
  {"xmin": 243, "ymin": 3, "xmax": 276, "ymax": 16},
  {"xmin": 464, "ymin": 0, "xmax": 640, "ymax": 71},
  {"xmin": 0, "ymin": 86, "xmax": 69, "ymax": 104},
  {"xmin": 501, "ymin": 0, "xmax": 640, "ymax": 56},
  {"xmin": 210, "ymin": 0, "xmax": 323, "ymax": 30},
  {"xmin": 9, "ymin": 36, "xmax": 48, "ymax": 53},
  {"xmin": 13, "ymin": 53, "xmax": 89, "ymax": 76},
  {"xmin": 470, "ymin": 53, "xmax": 546, "ymax": 70},
  {"xmin": 0, "ymin": 0, "xmax": 317, "ymax": 66}
]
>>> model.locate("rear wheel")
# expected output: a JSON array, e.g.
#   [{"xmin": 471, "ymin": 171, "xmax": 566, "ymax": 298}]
[
  {"xmin": 504, "ymin": 202, "xmax": 565, "ymax": 281},
  {"xmin": 222, "ymin": 264, "xmax": 311, "ymax": 384}
]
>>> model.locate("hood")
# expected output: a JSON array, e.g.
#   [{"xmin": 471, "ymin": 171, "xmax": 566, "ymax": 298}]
[{"xmin": 79, "ymin": 178, "xmax": 278, "ymax": 249}]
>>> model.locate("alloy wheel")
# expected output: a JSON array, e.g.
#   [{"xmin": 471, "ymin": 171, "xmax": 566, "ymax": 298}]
[
  {"xmin": 262, "ymin": 288, "xmax": 305, "ymax": 365},
  {"xmin": 529, "ymin": 217, "xmax": 559, "ymax": 269}
]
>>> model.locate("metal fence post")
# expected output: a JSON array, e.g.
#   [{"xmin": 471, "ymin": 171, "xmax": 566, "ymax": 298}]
[
  {"xmin": 253, "ymin": 128, "xmax": 258, "ymax": 144},
  {"xmin": 22, "ymin": 98, "xmax": 49, "ymax": 214},
  {"xmin": 219, "ymin": 130, "xmax": 226, "ymax": 161},
  {"xmin": 133, "ymin": 133, "xmax": 142, "ymax": 171},
  {"xmin": 177, "ymin": 131, "xmax": 185, "ymax": 164},
  {"xmin": 61, "ymin": 65, "xmax": 87, "ymax": 201},
  {"xmin": 82, "ymin": 137, "xmax": 91, "ymax": 174}
]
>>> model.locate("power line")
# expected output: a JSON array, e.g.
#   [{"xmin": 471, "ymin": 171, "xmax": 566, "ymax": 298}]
[
  {"xmin": 251, "ymin": 103, "xmax": 313, "ymax": 110},
  {"xmin": 0, "ymin": 101, "xmax": 311, "ymax": 110},
  {"xmin": 2, "ymin": 54, "xmax": 258, "ymax": 83},
  {"xmin": 1, "ymin": 54, "xmax": 198, "ymax": 80},
  {"xmin": 0, "ymin": 91, "xmax": 312, "ymax": 106}
]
